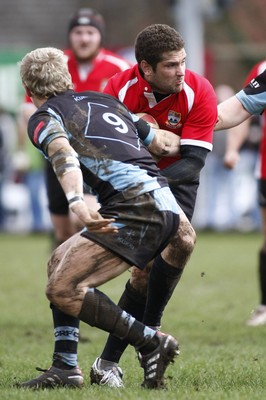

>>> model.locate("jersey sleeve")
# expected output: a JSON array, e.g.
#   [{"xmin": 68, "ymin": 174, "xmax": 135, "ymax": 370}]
[
  {"xmin": 28, "ymin": 112, "xmax": 69, "ymax": 156},
  {"xmin": 244, "ymin": 61, "xmax": 266, "ymax": 86},
  {"xmin": 180, "ymin": 78, "xmax": 217, "ymax": 151},
  {"xmin": 244, "ymin": 64, "xmax": 260, "ymax": 86},
  {"xmin": 236, "ymin": 70, "xmax": 266, "ymax": 115}
]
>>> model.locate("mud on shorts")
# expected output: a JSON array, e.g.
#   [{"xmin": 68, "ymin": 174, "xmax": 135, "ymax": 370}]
[{"xmin": 81, "ymin": 190, "xmax": 180, "ymax": 270}]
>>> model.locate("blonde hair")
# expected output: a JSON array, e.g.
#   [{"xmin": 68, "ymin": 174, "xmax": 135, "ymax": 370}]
[{"xmin": 19, "ymin": 47, "xmax": 73, "ymax": 99}]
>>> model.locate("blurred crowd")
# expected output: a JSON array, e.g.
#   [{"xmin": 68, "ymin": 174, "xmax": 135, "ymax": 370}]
[
  {"xmin": 0, "ymin": 105, "xmax": 51, "ymax": 233},
  {"xmin": 193, "ymin": 84, "xmax": 261, "ymax": 232}
]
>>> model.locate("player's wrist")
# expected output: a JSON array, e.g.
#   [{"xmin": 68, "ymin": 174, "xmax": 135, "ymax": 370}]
[
  {"xmin": 143, "ymin": 127, "xmax": 155, "ymax": 146},
  {"xmin": 66, "ymin": 191, "xmax": 84, "ymax": 209}
]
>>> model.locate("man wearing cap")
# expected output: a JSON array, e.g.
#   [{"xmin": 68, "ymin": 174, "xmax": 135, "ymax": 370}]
[
  {"xmin": 17, "ymin": 8, "xmax": 131, "ymax": 389},
  {"xmin": 66, "ymin": 8, "xmax": 130, "ymax": 93}
]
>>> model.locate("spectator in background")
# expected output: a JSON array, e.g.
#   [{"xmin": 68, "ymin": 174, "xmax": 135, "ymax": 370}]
[
  {"xmin": 18, "ymin": 8, "xmax": 132, "ymax": 389},
  {"xmin": 0, "ymin": 106, "xmax": 17, "ymax": 229},
  {"xmin": 221, "ymin": 62, "xmax": 266, "ymax": 326},
  {"xmin": 15, "ymin": 103, "xmax": 48, "ymax": 232},
  {"xmin": 193, "ymin": 85, "xmax": 260, "ymax": 231},
  {"xmin": 192, "ymin": 85, "xmax": 237, "ymax": 230}
]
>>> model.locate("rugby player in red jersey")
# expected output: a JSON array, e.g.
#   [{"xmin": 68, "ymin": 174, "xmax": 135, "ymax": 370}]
[{"xmin": 89, "ymin": 23, "xmax": 217, "ymax": 387}]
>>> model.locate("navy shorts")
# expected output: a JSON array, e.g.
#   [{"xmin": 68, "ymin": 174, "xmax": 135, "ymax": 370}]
[{"xmin": 81, "ymin": 191, "xmax": 179, "ymax": 270}]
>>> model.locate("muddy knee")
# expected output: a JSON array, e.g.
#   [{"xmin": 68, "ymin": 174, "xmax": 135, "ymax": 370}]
[{"xmin": 163, "ymin": 215, "xmax": 196, "ymax": 267}]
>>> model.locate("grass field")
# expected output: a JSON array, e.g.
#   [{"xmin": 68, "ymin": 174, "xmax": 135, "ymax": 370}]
[{"xmin": 1, "ymin": 230, "xmax": 266, "ymax": 400}]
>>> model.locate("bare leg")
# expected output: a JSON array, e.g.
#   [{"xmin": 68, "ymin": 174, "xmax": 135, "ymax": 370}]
[
  {"xmin": 46, "ymin": 234, "xmax": 164, "ymax": 354},
  {"xmin": 46, "ymin": 233, "xmax": 130, "ymax": 316}
]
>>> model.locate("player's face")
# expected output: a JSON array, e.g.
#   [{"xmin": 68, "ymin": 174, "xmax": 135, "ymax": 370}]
[
  {"xmin": 69, "ymin": 26, "xmax": 102, "ymax": 62},
  {"xmin": 147, "ymin": 49, "xmax": 186, "ymax": 94}
]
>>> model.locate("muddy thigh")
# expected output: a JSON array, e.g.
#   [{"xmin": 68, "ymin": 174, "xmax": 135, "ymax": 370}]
[{"xmin": 46, "ymin": 233, "xmax": 131, "ymax": 316}]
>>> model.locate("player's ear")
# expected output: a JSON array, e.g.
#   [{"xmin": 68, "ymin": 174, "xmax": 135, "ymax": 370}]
[{"xmin": 140, "ymin": 60, "xmax": 153, "ymax": 78}]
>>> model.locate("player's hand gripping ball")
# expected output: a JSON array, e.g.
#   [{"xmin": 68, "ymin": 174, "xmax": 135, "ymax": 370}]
[{"xmin": 136, "ymin": 113, "xmax": 180, "ymax": 160}]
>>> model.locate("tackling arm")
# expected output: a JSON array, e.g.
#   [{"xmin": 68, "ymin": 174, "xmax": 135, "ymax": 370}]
[
  {"xmin": 215, "ymin": 95, "xmax": 252, "ymax": 131},
  {"xmin": 134, "ymin": 116, "xmax": 180, "ymax": 158}
]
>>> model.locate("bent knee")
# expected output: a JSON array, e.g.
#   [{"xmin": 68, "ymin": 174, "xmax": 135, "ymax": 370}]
[
  {"xmin": 164, "ymin": 215, "xmax": 196, "ymax": 266},
  {"xmin": 177, "ymin": 214, "xmax": 196, "ymax": 249}
]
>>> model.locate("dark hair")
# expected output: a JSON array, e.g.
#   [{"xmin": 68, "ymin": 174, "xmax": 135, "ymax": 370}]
[{"xmin": 135, "ymin": 24, "xmax": 185, "ymax": 70}]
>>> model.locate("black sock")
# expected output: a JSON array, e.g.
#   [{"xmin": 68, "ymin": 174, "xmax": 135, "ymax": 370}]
[
  {"xmin": 78, "ymin": 288, "xmax": 156, "ymax": 351},
  {"xmin": 51, "ymin": 304, "xmax": 79, "ymax": 369},
  {"xmin": 259, "ymin": 251, "xmax": 266, "ymax": 305},
  {"xmin": 143, "ymin": 255, "xmax": 184, "ymax": 326},
  {"xmin": 100, "ymin": 280, "xmax": 147, "ymax": 362}
]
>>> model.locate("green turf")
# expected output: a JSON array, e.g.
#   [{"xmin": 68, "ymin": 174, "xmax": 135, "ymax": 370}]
[{"xmin": 1, "ymin": 231, "xmax": 265, "ymax": 399}]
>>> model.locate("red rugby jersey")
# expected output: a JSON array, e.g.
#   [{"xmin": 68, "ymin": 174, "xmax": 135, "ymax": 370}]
[
  {"xmin": 244, "ymin": 60, "xmax": 266, "ymax": 179},
  {"xmin": 104, "ymin": 64, "xmax": 217, "ymax": 169}
]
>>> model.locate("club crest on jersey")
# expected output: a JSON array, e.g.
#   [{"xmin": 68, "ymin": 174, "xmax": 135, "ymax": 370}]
[{"xmin": 165, "ymin": 110, "xmax": 182, "ymax": 129}]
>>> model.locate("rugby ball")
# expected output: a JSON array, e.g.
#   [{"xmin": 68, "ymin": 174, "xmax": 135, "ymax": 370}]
[{"xmin": 136, "ymin": 113, "xmax": 159, "ymax": 129}]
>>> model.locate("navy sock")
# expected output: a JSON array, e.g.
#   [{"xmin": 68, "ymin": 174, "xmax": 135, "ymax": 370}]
[
  {"xmin": 51, "ymin": 304, "xmax": 80, "ymax": 368},
  {"xmin": 143, "ymin": 255, "xmax": 183, "ymax": 326}
]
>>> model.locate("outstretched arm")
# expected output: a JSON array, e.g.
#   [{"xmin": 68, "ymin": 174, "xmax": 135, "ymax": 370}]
[{"xmin": 215, "ymin": 95, "xmax": 252, "ymax": 131}]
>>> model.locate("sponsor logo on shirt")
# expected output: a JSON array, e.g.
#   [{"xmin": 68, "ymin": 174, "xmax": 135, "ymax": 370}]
[
  {"xmin": 249, "ymin": 78, "xmax": 260, "ymax": 89},
  {"xmin": 73, "ymin": 95, "xmax": 88, "ymax": 102}
]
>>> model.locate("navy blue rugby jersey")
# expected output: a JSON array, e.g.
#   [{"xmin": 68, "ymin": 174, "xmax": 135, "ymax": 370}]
[{"xmin": 28, "ymin": 90, "xmax": 169, "ymax": 205}]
